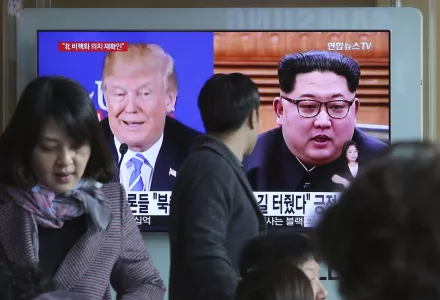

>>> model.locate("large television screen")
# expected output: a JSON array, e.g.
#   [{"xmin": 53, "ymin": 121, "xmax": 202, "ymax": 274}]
[{"xmin": 37, "ymin": 30, "xmax": 390, "ymax": 232}]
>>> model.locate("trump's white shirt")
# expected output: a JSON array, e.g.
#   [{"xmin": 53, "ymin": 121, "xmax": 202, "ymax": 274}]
[{"xmin": 114, "ymin": 134, "xmax": 163, "ymax": 192}]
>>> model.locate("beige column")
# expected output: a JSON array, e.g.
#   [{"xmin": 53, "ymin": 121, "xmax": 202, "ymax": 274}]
[
  {"xmin": 1, "ymin": 0, "xmax": 18, "ymax": 132},
  {"xmin": 378, "ymin": 0, "xmax": 437, "ymax": 140}
]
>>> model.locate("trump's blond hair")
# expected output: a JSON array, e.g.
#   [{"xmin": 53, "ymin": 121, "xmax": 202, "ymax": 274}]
[{"xmin": 102, "ymin": 43, "xmax": 177, "ymax": 93}]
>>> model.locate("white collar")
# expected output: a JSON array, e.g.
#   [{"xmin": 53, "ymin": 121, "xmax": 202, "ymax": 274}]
[
  {"xmin": 295, "ymin": 157, "xmax": 316, "ymax": 173},
  {"xmin": 114, "ymin": 134, "xmax": 163, "ymax": 169}
]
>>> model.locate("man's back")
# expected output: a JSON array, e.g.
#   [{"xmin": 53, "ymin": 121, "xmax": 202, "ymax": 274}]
[{"xmin": 169, "ymin": 135, "xmax": 266, "ymax": 300}]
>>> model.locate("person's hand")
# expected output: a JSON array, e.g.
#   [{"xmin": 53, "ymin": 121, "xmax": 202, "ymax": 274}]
[
  {"xmin": 332, "ymin": 175, "xmax": 351, "ymax": 188},
  {"xmin": 331, "ymin": 174, "xmax": 343, "ymax": 185},
  {"xmin": 341, "ymin": 178, "xmax": 351, "ymax": 188}
]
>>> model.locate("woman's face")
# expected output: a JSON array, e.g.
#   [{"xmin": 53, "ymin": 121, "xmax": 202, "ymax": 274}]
[
  {"xmin": 346, "ymin": 145, "xmax": 358, "ymax": 163},
  {"xmin": 301, "ymin": 259, "xmax": 328, "ymax": 300},
  {"xmin": 30, "ymin": 118, "xmax": 91, "ymax": 193}
]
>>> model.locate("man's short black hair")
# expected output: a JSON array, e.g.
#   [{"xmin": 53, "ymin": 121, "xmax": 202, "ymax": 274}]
[
  {"xmin": 317, "ymin": 141, "xmax": 440, "ymax": 300},
  {"xmin": 198, "ymin": 73, "xmax": 260, "ymax": 135},
  {"xmin": 278, "ymin": 50, "xmax": 361, "ymax": 94},
  {"xmin": 239, "ymin": 233, "xmax": 317, "ymax": 276}
]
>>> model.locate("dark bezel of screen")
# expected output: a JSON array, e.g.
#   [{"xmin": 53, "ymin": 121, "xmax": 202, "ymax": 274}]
[{"xmin": 36, "ymin": 30, "xmax": 391, "ymax": 233}]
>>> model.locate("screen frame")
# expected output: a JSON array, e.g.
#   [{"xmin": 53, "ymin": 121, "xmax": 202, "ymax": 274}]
[{"xmin": 16, "ymin": 8, "xmax": 423, "ymax": 300}]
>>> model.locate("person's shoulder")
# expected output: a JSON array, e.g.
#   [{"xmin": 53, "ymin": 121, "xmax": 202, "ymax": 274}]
[
  {"xmin": 355, "ymin": 128, "xmax": 388, "ymax": 151},
  {"xmin": 0, "ymin": 184, "xmax": 18, "ymax": 205},
  {"xmin": 99, "ymin": 117, "xmax": 112, "ymax": 138},
  {"xmin": 245, "ymin": 127, "xmax": 283, "ymax": 168},
  {"xmin": 99, "ymin": 182, "xmax": 128, "ymax": 215},
  {"xmin": 184, "ymin": 147, "xmax": 231, "ymax": 174},
  {"xmin": 175, "ymin": 148, "xmax": 237, "ymax": 192},
  {"xmin": 257, "ymin": 126, "xmax": 282, "ymax": 144},
  {"xmin": 100, "ymin": 182, "xmax": 124, "ymax": 201},
  {"xmin": 163, "ymin": 116, "xmax": 201, "ymax": 151},
  {"xmin": 165, "ymin": 116, "xmax": 201, "ymax": 139}
]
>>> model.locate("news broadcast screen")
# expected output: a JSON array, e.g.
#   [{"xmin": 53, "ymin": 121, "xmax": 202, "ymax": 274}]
[{"xmin": 37, "ymin": 30, "xmax": 390, "ymax": 232}]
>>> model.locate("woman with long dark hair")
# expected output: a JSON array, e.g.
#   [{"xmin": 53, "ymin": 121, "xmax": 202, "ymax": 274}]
[{"xmin": 0, "ymin": 76, "xmax": 165, "ymax": 300}]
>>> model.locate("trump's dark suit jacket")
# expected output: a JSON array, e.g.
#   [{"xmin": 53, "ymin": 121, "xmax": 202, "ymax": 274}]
[
  {"xmin": 245, "ymin": 127, "xmax": 387, "ymax": 192},
  {"xmin": 169, "ymin": 135, "xmax": 267, "ymax": 300},
  {"xmin": 101, "ymin": 116, "xmax": 201, "ymax": 191},
  {"xmin": 0, "ymin": 183, "xmax": 165, "ymax": 300}
]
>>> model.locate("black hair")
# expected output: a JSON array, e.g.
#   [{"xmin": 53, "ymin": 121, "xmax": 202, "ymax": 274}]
[
  {"xmin": 198, "ymin": 73, "xmax": 260, "ymax": 135},
  {"xmin": 0, "ymin": 76, "xmax": 116, "ymax": 187},
  {"xmin": 239, "ymin": 233, "xmax": 317, "ymax": 276},
  {"xmin": 317, "ymin": 141, "xmax": 440, "ymax": 300},
  {"xmin": 0, "ymin": 259, "xmax": 56, "ymax": 300},
  {"xmin": 236, "ymin": 261, "xmax": 314, "ymax": 300},
  {"xmin": 278, "ymin": 50, "xmax": 360, "ymax": 94}
]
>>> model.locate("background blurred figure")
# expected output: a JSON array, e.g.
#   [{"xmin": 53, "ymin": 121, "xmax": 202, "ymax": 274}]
[
  {"xmin": 245, "ymin": 50, "xmax": 386, "ymax": 193},
  {"xmin": 239, "ymin": 233, "xmax": 327, "ymax": 300},
  {"xmin": 101, "ymin": 43, "xmax": 200, "ymax": 193},
  {"xmin": 317, "ymin": 141, "xmax": 440, "ymax": 300},
  {"xmin": 169, "ymin": 73, "xmax": 266, "ymax": 300},
  {"xmin": 0, "ymin": 76, "xmax": 164, "ymax": 300},
  {"xmin": 236, "ymin": 261, "xmax": 314, "ymax": 300}
]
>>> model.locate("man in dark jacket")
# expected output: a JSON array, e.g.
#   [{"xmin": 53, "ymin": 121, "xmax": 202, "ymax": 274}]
[{"xmin": 169, "ymin": 73, "xmax": 267, "ymax": 300}]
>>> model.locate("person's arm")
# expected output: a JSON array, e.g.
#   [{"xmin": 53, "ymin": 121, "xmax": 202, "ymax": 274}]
[
  {"xmin": 110, "ymin": 185, "xmax": 165, "ymax": 300},
  {"xmin": 183, "ymin": 174, "xmax": 239, "ymax": 300},
  {"xmin": 332, "ymin": 174, "xmax": 351, "ymax": 188}
]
